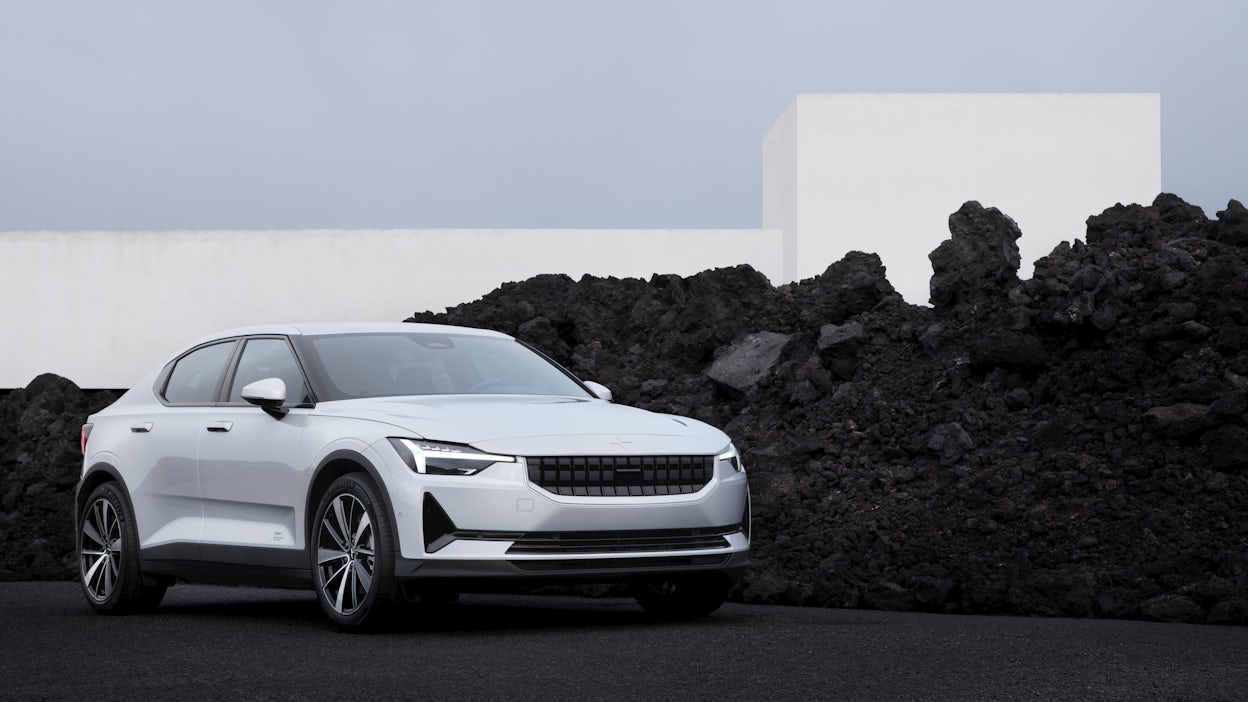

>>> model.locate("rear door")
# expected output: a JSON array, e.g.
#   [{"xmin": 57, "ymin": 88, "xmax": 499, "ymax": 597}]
[{"xmin": 127, "ymin": 339, "xmax": 238, "ymax": 555}]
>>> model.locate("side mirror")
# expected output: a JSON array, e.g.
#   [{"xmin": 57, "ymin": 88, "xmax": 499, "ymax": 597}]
[
  {"xmin": 583, "ymin": 381, "xmax": 613, "ymax": 402},
  {"xmin": 242, "ymin": 377, "xmax": 287, "ymax": 408}
]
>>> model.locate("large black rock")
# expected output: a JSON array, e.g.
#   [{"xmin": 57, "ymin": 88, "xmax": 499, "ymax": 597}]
[
  {"xmin": 0, "ymin": 376, "xmax": 116, "ymax": 581},
  {"xmin": 928, "ymin": 201, "xmax": 1022, "ymax": 309}
]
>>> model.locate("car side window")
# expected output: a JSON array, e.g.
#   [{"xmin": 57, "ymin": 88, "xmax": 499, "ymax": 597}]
[
  {"xmin": 162, "ymin": 341, "xmax": 236, "ymax": 404},
  {"xmin": 229, "ymin": 338, "xmax": 308, "ymax": 406}
]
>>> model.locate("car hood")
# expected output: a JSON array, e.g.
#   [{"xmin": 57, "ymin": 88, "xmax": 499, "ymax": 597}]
[{"xmin": 313, "ymin": 394, "xmax": 729, "ymax": 455}]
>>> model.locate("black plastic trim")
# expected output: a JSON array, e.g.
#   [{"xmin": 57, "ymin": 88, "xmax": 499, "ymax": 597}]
[
  {"xmin": 142, "ymin": 542, "xmax": 305, "ymax": 568},
  {"xmin": 427, "ymin": 524, "xmax": 741, "ymax": 555},
  {"xmin": 504, "ymin": 526, "xmax": 738, "ymax": 554},
  {"xmin": 509, "ymin": 554, "xmax": 730, "ymax": 572},
  {"xmin": 742, "ymin": 491, "xmax": 752, "ymax": 541},
  {"xmin": 392, "ymin": 549, "xmax": 749, "ymax": 583},
  {"xmin": 140, "ymin": 543, "xmax": 311, "ymax": 587},
  {"xmin": 422, "ymin": 493, "xmax": 459, "ymax": 553}
]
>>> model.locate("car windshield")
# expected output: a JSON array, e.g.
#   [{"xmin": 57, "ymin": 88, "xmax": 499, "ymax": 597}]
[{"xmin": 297, "ymin": 332, "xmax": 591, "ymax": 401}]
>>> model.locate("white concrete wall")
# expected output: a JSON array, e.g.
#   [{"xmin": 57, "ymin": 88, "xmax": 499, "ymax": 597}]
[
  {"xmin": 762, "ymin": 99, "xmax": 798, "ymax": 281},
  {"xmin": 763, "ymin": 93, "xmax": 1162, "ymax": 303},
  {"xmin": 3, "ymin": 93, "xmax": 1163, "ymax": 389},
  {"xmin": 0, "ymin": 228, "xmax": 781, "ymax": 389}
]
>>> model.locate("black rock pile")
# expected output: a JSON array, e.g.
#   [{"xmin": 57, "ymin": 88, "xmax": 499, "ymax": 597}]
[
  {"xmin": 0, "ymin": 376, "xmax": 116, "ymax": 580},
  {"xmin": 409, "ymin": 194, "xmax": 1248, "ymax": 623},
  {"xmin": 3, "ymin": 194, "xmax": 1246, "ymax": 623}
]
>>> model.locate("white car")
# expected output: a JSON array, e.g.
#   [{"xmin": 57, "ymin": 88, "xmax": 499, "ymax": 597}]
[{"xmin": 76, "ymin": 322, "xmax": 750, "ymax": 628}]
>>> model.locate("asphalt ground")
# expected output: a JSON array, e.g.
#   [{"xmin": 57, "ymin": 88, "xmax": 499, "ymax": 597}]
[{"xmin": 2, "ymin": 582, "xmax": 1246, "ymax": 701}]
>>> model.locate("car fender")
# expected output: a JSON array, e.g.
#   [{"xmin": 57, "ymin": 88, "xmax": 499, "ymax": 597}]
[
  {"xmin": 305, "ymin": 437, "xmax": 406, "ymax": 556},
  {"xmin": 75, "ymin": 459, "xmax": 135, "ymax": 534}
]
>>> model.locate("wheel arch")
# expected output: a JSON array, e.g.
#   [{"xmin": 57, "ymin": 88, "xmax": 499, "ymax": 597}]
[
  {"xmin": 306, "ymin": 449, "xmax": 402, "ymax": 554},
  {"xmin": 76, "ymin": 463, "xmax": 131, "ymax": 525},
  {"xmin": 76, "ymin": 461, "xmax": 172, "ymax": 607}
]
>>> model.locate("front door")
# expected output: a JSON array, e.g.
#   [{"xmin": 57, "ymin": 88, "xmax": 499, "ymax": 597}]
[{"xmin": 196, "ymin": 337, "xmax": 310, "ymax": 567}]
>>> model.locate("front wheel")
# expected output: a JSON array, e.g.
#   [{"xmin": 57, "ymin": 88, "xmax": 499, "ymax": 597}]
[
  {"xmin": 631, "ymin": 573, "xmax": 732, "ymax": 619},
  {"xmin": 311, "ymin": 473, "xmax": 397, "ymax": 630},
  {"xmin": 78, "ymin": 482, "xmax": 166, "ymax": 613}
]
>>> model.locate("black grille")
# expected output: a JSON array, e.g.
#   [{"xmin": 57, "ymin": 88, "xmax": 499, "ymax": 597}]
[
  {"xmin": 505, "ymin": 526, "xmax": 737, "ymax": 555},
  {"xmin": 525, "ymin": 455, "xmax": 715, "ymax": 496}
]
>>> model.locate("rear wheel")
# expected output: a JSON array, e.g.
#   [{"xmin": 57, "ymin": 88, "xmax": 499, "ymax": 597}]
[
  {"xmin": 631, "ymin": 573, "xmax": 732, "ymax": 619},
  {"xmin": 312, "ymin": 473, "xmax": 397, "ymax": 630},
  {"xmin": 78, "ymin": 482, "xmax": 166, "ymax": 613}
]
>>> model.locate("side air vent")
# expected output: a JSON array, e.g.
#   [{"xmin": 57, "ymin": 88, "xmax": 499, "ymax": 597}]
[{"xmin": 422, "ymin": 493, "xmax": 458, "ymax": 553}]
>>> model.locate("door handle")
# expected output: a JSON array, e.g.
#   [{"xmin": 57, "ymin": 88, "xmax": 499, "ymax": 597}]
[
  {"xmin": 206, "ymin": 421, "xmax": 233, "ymax": 433},
  {"xmin": 130, "ymin": 423, "xmax": 153, "ymax": 433}
]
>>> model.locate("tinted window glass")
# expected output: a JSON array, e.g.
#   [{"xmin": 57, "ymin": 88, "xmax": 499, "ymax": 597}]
[
  {"xmin": 302, "ymin": 333, "xmax": 589, "ymax": 400},
  {"xmin": 229, "ymin": 338, "xmax": 308, "ymax": 406},
  {"xmin": 163, "ymin": 342, "xmax": 235, "ymax": 404}
]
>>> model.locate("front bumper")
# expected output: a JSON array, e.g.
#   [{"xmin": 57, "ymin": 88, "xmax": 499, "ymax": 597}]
[{"xmin": 378, "ymin": 447, "xmax": 751, "ymax": 581}]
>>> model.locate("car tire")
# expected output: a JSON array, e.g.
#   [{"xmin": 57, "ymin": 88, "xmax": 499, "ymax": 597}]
[
  {"xmin": 631, "ymin": 572, "xmax": 732, "ymax": 619},
  {"xmin": 78, "ymin": 482, "xmax": 166, "ymax": 613},
  {"xmin": 311, "ymin": 473, "xmax": 397, "ymax": 630}
]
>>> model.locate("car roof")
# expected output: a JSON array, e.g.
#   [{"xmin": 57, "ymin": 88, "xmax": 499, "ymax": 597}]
[{"xmin": 185, "ymin": 322, "xmax": 513, "ymax": 349}]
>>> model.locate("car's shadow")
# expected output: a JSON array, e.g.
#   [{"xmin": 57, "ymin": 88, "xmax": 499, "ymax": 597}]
[
  {"xmin": 154, "ymin": 589, "xmax": 325, "ymax": 624},
  {"xmin": 152, "ymin": 588, "xmax": 726, "ymax": 634}
]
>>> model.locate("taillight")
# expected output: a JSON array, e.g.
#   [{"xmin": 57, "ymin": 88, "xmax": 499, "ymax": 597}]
[{"xmin": 80, "ymin": 423, "xmax": 93, "ymax": 455}]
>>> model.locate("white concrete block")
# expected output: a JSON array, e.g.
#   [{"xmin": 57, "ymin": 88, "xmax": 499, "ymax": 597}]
[{"xmin": 763, "ymin": 93, "xmax": 1161, "ymax": 303}]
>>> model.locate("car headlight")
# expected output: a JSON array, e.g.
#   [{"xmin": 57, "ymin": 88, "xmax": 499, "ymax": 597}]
[
  {"xmin": 388, "ymin": 438, "xmax": 516, "ymax": 476},
  {"xmin": 717, "ymin": 443, "xmax": 744, "ymax": 472}
]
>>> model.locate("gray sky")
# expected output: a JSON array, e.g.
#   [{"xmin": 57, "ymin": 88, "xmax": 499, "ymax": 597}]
[{"xmin": 1, "ymin": 0, "xmax": 1244, "ymax": 231}]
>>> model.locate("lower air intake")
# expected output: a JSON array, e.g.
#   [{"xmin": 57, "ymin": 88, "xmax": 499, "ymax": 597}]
[{"xmin": 509, "ymin": 554, "xmax": 729, "ymax": 572}]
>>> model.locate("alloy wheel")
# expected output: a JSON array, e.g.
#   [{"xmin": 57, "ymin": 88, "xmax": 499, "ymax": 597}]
[
  {"xmin": 80, "ymin": 498, "xmax": 123, "ymax": 602},
  {"xmin": 316, "ymin": 493, "xmax": 376, "ymax": 616}
]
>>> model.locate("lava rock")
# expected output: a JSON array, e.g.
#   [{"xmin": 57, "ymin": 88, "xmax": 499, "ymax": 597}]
[
  {"xmin": 968, "ymin": 330, "xmax": 1049, "ymax": 371},
  {"xmin": 926, "ymin": 422, "xmax": 974, "ymax": 465},
  {"xmin": 1141, "ymin": 403, "xmax": 1214, "ymax": 438},
  {"xmin": 1212, "ymin": 199, "xmax": 1248, "ymax": 246},
  {"xmin": 818, "ymin": 321, "xmax": 866, "ymax": 352},
  {"xmin": 706, "ymin": 332, "xmax": 793, "ymax": 394},
  {"xmin": 1202, "ymin": 425, "xmax": 1248, "ymax": 472},
  {"xmin": 817, "ymin": 321, "xmax": 866, "ymax": 379},
  {"xmin": 929, "ymin": 202, "xmax": 1022, "ymax": 309},
  {"xmin": 0, "ymin": 376, "xmax": 117, "ymax": 581},
  {"xmin": 1139, "ymin": 594, "xmax": 1205, "ymax": 624}
]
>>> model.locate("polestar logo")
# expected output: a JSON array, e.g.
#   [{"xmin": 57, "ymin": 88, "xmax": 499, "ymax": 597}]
[{"xmin": 609, "ymin": 435, "xmax": 633, "ymax": 449}]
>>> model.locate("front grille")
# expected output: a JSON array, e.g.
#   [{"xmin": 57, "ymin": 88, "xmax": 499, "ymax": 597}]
[
  {"xmin": 526, "ymin": 455, "xmax": 714, "ymax": 496},
  {"xmin": 505, "ymin": 526, "xmax": 737, "ymax": 555}
]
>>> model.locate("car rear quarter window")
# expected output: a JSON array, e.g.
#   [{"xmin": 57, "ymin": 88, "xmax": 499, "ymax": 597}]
[{"xmin": 162, "ymin": 341, "xmax": 236, "ymax": 404}]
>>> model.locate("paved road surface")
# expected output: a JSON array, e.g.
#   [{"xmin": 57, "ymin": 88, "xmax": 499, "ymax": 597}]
[{"xmin": 1, "ymin": 582, "xmax": 1245, "ymax": 700}]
